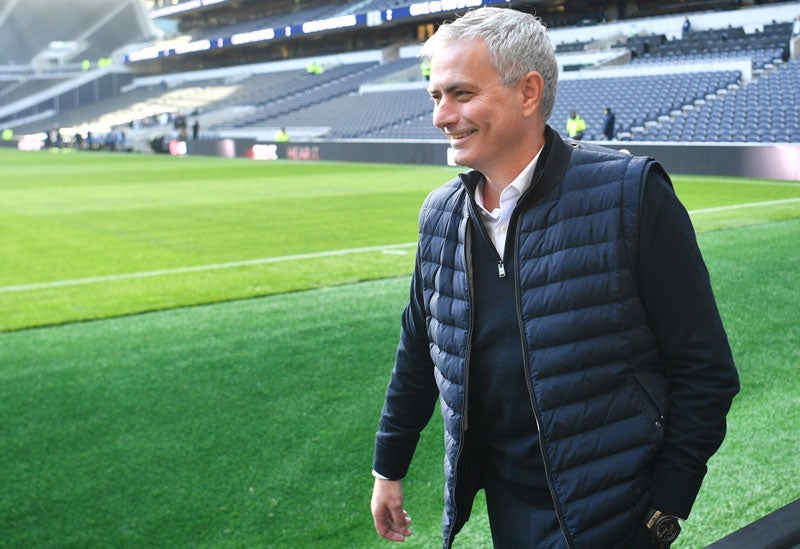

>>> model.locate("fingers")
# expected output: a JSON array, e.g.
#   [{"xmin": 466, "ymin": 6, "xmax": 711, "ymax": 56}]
[{"xmin": 376, "ymin": 508, "xmax": 412, "ymax": 542}]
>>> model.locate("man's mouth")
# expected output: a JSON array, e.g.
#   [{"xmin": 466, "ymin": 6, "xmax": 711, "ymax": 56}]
[{"xmin": 445, "ymin": 129, "xmax": 475, "ymax": 142}]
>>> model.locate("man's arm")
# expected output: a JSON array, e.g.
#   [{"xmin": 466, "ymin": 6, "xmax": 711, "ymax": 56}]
[
  {"xmin": 637, "ymin": 170, "xmax": 740, "ymax": 519},
  {"xmin": 371, "ymin": 256, "xmax": 439, "ymax": 537}
]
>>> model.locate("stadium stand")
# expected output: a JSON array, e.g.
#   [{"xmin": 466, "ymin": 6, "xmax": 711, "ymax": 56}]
[
  {"xmin": 640, "ymin": 57, "xmax": 800, "ymax": 142},
  {"xmin": 631, "ymin": 26, "xmax": 790, "ymax": 71},
  {"xmin": 220, "ymin": 58, "xmax": 422, "ymax": 134},
  {"xmin": 0, "ymin": 0, "xmax": 157, "ymax": 68},
  {"xmin": 0, "ymin": 77, "xmax": 72, "ymax": 106},
  {"xmin": 259, "ymin": 84, "xmax": 435, "ymax": 140},
  {"xmin": 2, "ymin": 0, "xmax": 800, "ymax": 149}
]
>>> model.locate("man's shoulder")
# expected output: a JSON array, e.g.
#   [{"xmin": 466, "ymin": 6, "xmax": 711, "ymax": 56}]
[
  {"xmin": 423, "ymin": 173, "xmax": 471, "ymax": 209},
  {"xmin": 416, "ymin": 173, "xmax": 474, "ymax": 233},
  {"xmin": 560, "ymin": 142, "xmax": 662, "ymax": 199},
  {"xmin": 568, "ymin": 142, "xmax": 653, "ymax": 172},
  {"xmin": 569, "ymin": 140, "xmax": 629, "ymax": 158}
]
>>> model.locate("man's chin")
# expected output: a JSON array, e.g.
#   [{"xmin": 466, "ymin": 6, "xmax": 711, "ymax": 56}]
[{"xmin": 449, "ymin": 149, "xmax": 474, "ymax": 168}]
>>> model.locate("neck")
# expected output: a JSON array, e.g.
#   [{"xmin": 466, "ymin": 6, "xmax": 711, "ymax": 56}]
[{"xmin": 482, "ymin": 133, "xmax": 546, "ymax": 210}]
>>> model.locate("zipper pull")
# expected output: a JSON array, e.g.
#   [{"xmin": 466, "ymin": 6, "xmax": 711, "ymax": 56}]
[{"xmin": 498, "ymin": 261, "xmax": 506, "ymax": 278}]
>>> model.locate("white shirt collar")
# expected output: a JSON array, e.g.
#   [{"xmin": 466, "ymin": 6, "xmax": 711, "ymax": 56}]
[{"xmin": 474, "ymin": 150, "xmax": 542, "ymax": 215}]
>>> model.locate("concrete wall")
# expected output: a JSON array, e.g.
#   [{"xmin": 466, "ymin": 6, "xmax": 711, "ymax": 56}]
[{"xmin": 606, "ymin": 142, "xmax": 800, "ymax": 181}]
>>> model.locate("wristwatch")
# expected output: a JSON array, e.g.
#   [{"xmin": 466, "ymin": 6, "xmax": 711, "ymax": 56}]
[{"xmin": 644, "ymin": 508, "xmax": 681, "ymax": 547}]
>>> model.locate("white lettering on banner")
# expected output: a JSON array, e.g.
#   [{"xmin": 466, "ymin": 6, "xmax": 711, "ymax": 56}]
[
  {"xmin": 18, "ymin": 137, "xmax": 44, "ymax": 151},
  {"xmin": 127, "ymin": 48, "xmax": 162, "ymax": 62},
  {"xmin": 409, "ymin": 0, "xmax": 482, "ymax": 16},
  {"xmin": 302, "ymin": 14, "xmax": 357, "ymax": 33},
  {"xmin": 409, "ymin": 3, "xmax": 429, "ymax": 15},
  {"xmin": 286, "ymin": 146, "xmax": 320, "ymax": 160},
  {"xmin": 366, "ymin": 10, "xmax": 382, "ymax": 27},
  {"xmin": 248, "ymin": 144, "xmax": 278, "ymax": 160},
  {"xmin": 231, "ymin": 28, "xmax": 276, "ymax": 45},
  {"xmin": 173, "ymin": 40, "xmax": 211, "ymax": 54}
]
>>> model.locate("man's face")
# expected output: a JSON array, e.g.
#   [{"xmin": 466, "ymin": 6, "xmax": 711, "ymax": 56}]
[{"xmin": 427, "ymin": 38, "xmax": 531, "ymax": 180}]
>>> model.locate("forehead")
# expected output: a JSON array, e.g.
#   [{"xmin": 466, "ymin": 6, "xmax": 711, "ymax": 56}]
[{"xmin": 427, "ymin": 38, "xmax": 498, "ymax": 90}]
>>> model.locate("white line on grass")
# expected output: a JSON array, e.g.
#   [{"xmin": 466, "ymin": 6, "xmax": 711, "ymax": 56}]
[
  {"xmin": 3, "ymin": 196, "xmax": 799, "ymax": 294},
  {"xmin": 688, "ymin": 178, "xmax": 800, "ymax": 188},
  {"xmin": 688, "ymin": 197, "xmax": 800, "ymax": 214},
  {"xmin": 0, "ymin": 243, "xmax": 417, "ymax": 294}
]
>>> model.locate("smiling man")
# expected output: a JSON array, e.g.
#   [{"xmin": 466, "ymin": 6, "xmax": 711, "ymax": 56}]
[{"xmin": 370, "ymin": 7, "xmax": 739, "ymax": 549}]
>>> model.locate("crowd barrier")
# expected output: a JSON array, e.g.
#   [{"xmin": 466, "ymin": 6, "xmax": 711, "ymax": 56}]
[{"xmin": 706, "ymin": 498, "xmax": 800, "ymax": 548}]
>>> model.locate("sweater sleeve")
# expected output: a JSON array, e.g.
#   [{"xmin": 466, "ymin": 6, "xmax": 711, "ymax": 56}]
[
  {"xmin": 373, "ymin": 252, "xmax": 440, "ymax": 480},
  {"xmin": 637, "ymin": 171, "xmax": 740, "ymax": 519}
]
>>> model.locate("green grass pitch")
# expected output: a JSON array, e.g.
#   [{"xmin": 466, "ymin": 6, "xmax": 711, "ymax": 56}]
[{"xmin": 0, "ymin": 148, "xmax": 798, "ymax": 547}]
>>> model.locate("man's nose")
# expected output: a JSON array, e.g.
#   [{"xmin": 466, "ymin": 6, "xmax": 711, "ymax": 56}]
[{"xmin": 432, "ymin": 98, "xmax": 457, "ymax": 129}]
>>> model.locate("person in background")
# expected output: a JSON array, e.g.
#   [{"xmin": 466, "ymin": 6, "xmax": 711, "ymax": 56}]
[
  {"xmin": 602, "ymin": 107, "xmax": 616, "ymax": 140},
  {"xmin": 275, "ymin": 127, "xmax": 290, "ymax": 142},
  {"xmin": 682, "ymin": 16, "xmax": 692, "ymax": 35},
  {"xmin": 306, "ymin": 61, "xmax": 324, "ymax": 74},
  {"xmin": 174, "ymin": 114, "xmax": 188, "ymax": 141},
  {"xmin": 566, "ymin": 110, "xmax": 586, "ymax": 140},
  {"xmin": 370, "ymin": 7, "xmax": 739, "ymax": 549},
  {"xmin": 420, "ymin": 58, "xmax": 431, "ymax": 80}
]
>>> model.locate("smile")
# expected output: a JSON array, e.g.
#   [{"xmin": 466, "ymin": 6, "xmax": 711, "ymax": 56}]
[{"xmin": 445, "ymin": 129, "xmax": 476, "ymax": 142}]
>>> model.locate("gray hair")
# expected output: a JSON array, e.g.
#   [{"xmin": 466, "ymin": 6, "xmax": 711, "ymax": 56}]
[{"xmin": 420, "ymin": 7, "xmax": 558, "ymax": 122}]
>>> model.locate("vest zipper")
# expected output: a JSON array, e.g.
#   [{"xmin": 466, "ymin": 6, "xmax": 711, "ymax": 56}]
[
  {"xmin": 511, "ymin": 173, "xmax": 574, "ymax": 548},
  {"xmin": 471, "ymin": 200, "xmax": 506, "ymax": 278},
  {"xmin": 462, "ymin": 221, "xmax": 474, "ymax": 434}
]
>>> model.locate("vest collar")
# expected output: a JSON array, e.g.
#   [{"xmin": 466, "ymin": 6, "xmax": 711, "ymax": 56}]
[{"xmin": 457, "ymin": 125, "xmax": 574, "ymax": 206}]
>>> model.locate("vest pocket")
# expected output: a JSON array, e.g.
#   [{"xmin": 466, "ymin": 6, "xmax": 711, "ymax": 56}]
[{"xmin": 631, "ymin": 369, "xmax": 669, "ymax": 426}]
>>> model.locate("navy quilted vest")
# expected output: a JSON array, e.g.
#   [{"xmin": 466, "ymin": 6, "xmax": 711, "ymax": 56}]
[{"xmin": 417, "ymin": 136, "xmax": 669, "ymax": 548}]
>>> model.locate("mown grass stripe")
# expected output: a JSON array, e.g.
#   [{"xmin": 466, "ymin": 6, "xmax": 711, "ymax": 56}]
[
  {"xmin": 0, "ymin": 243, "xmax": 416, "ymax": 293},
  {"xmin": 3, "ymin": 196, "xmax": 799, "ymax": 295}
]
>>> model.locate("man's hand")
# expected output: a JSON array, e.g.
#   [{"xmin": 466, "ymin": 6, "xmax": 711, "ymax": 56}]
[{"xmin": 371, "ymin": 477, "xmax": 412, "ymax": 542}]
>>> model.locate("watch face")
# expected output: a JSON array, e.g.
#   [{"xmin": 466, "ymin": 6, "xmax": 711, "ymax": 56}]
[{"xmin": 655, "ymin": 517, "xmax": 681, "ymax": 543}]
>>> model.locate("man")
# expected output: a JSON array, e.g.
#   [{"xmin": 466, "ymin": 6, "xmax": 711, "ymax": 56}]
[
  {"xmin": 566, "ymin": 110, "xmax": 586, "ymax": 140},
  {"xmin": 420, "ymin": 58, "xmax": 431, "ymax": 81},
  {"xmin": 602, "ymin": 107, "xmax": 616, "ymax": 140},
  {"xmin": 370, "ymin": 7, "xmax": 739, "ymax": 549}
]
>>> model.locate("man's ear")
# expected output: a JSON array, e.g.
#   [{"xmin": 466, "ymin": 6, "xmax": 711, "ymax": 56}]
[{"xmin": 519, "ymin": 71, "xmax": 544, "ymax": 117}]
